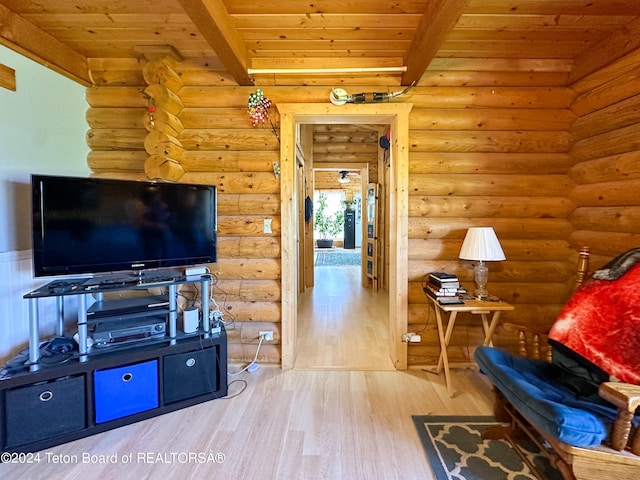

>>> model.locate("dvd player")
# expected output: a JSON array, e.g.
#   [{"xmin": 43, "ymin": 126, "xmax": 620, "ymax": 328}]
[
  {"xmin": 87, "ymin": 295, "xmax": 169, "ymax": 318},
  {"xmin": 92, "ymin": 313, "xmax": 166, "ymax": 348}
]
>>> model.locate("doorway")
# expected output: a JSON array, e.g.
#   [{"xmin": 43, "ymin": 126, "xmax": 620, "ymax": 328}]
[
  {"xmin": 278, "ymin": 103, "xmax": 412, "ymax": 370},
  {"xmin": 297, "ymin": 161, "xmax": 388, "ymax": 370}
]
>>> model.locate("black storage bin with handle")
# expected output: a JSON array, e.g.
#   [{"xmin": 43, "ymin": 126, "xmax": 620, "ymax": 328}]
[
  {"xmin": 163, "ymin": 347, "xmax": 217, "ymax": 404},
  {"xmin": 5, "ymin": 375, "xmax": 86, "ymax": 448}
]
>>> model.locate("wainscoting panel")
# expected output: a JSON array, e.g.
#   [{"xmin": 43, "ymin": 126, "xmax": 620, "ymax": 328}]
[{"xmin": 0, "ymin": 250, "xmax": 79, "ymax": 364}]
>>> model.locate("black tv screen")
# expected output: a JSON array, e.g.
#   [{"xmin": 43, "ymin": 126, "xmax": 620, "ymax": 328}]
[{"xmin": 32, "ymin": 174, "xmax": 217, "ymax": 277}]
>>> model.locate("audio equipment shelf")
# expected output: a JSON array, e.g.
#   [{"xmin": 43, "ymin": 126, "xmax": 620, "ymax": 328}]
[{"xmin": 0, "ymin": 274, "xmax": 227, "ymax": 455}]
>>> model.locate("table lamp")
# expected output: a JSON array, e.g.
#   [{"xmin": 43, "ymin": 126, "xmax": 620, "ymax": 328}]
[{"xmin": 459, "ymin": 227, "xmax": 506, "ymax": 299}]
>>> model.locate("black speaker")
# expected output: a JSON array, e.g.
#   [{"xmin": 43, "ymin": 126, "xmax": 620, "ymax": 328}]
[
  {"xmin": 5, "ymin": 375, "xmax": 86, "ymax": 448},
  {"xmin": 163, "ymin": 348, "xmax": 217, "ymax": 404}
]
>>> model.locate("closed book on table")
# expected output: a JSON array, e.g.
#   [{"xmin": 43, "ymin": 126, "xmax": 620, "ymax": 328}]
[
  {"xmin": 424, "ymin": 282, "xmax": 458, "ymax": 297},
  {"xmin": 429, "ymin": 272, "xmax": 460, "ymax": 288}
]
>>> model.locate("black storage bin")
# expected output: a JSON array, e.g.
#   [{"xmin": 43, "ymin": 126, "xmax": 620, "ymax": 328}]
[
  {"xmin": 5, "ymin": 375, "xmax": 86, "ymax": 448},
  {"xmin": 163, "ymin": 348, "xmax": 217, "ymax": 404}
]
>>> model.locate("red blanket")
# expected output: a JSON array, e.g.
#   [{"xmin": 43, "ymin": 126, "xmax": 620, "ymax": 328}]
[{"xmin": 549, "ymin": 258, "xmax": 640, "ymax": 385}]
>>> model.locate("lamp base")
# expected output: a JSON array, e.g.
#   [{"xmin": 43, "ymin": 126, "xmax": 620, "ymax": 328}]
[
  {"xmin": 473, "ymin": 261, "xmax": 490, "ymax": 300},
  {"xmin": 473, "ymin": 289, "xmax": 489, "ymax": 300}
]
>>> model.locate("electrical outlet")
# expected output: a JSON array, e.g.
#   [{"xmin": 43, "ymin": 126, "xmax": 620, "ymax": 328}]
[
  {"xmin": 402, "ymin": 332, "xmax": 415, "ymax": 343},
  {"xmin": 259, "ymin": 330, "xmax": 274, "ymax": 341},
  {"xmin": 211, "ymin": 310, "xmax": 223, "ymax": 324},
  {"xmin": 402, "ymin": 333, "xmax": 421, "ymax": 343},
  {"xmin": 263, "ymin": 218, "xmax": 272, "ymax": 234}
]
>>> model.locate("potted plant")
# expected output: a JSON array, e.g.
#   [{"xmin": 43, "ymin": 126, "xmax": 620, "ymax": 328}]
[
  {"xmin": 342, "ymin": 199, "xmax": 357, "ymax": 211},
  {"xmin": 315, "ymin": 192, "xmax": 344, "ymax": 248}
]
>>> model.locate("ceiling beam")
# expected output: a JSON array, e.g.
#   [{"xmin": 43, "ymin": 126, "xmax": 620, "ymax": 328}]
[
  {"xmin": 0, "ymin": 4, "xmax": 90, "ymax": 86},
  {"xmin": 0, "ymin": 63, "xmax": 16, "ymax": 91},
  {"xmin": 569, "ymin": 16, "xmax": 640, "ymax": 84},
  {"xmin": 402, "ymin": 0, "xmax": 470, "ymax": 86},
  {"xmin": 178, "ymin": 0, "xmax": 254, "ymax": 86}
]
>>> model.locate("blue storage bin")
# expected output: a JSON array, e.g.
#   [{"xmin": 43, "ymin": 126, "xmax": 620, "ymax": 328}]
[{"xmin": 94, "ymin": 359, "xmax": 159, "ymax": 423}]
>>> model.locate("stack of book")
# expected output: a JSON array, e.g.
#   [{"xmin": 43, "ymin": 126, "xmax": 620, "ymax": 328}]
[{"xmin": 424, "ymin": 272, "xmax": 465, "ymax": 305}]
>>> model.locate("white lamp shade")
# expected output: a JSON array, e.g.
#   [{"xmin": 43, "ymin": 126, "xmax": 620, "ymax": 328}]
[{"xmin": 459, "ymin": 227, "xmax": 506, "ymax": 261}]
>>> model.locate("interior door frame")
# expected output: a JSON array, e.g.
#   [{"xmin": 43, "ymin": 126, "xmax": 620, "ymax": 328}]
[
  {"xmin": 278, "ymin": 103, "xmax": 412, "ymax": 370},
  {"xmin": 312, "ymin": 163, "xmax": 369, "ymax": 287}
]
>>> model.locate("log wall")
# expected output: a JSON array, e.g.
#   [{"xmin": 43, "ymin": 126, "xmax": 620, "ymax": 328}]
[
  {"xmin": 85, "ymin": 49, "xmax": 640, "ymax": 366},
  {"xmin": 405, "ymin": 86, "xmax": 577, "ymax": 365},
  {"xmin": 568, "ymin": 48, "xmax": 640, "ymax": 267}
]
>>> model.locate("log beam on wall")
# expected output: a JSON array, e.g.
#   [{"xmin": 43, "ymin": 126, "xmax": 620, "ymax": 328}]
[
  {"xmin": 87, "ymin": 151, "xmax": 148, "ymax": 173},
  {"xmin": 569, "ymin": 16, "xmax": 640, "ymax": 84},
  {"xmin": 568, "ymin": 151, "xmax": 640, "ymax": 184},
  {"xmin": 0, "ymin": 63, "xmax": 16, "ymax": 91},
  {"xmin": 0, "ymin": 4, "xmax": 90, "ymax": 85},
  {"xmin": 143, "ymin": 57, "xmax": 184, "ymax": 93},
  {"xmin": 142, "ymin": 57, "xmax": 185, "ymax": 181},
  {"xmin": 570, "ymin": 48, "xmax": 640, "ymax": 117}
]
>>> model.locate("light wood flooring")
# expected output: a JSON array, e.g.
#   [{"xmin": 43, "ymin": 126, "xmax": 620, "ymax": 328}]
[
  {"xmin": 0, "ymin": 367, "xmax": 494, "ymax": 479},
  {"xmin": 295, "ymin": 261, "xmax": 394, "ymax": 370}
]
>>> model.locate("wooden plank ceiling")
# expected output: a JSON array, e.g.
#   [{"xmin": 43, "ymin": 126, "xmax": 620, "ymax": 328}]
[{"xmin": 1, "ymin": 0, "xmax": 640, "ymax": 86}]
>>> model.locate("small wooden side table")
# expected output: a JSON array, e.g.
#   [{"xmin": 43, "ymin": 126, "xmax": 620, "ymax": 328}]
[{"xmin": 424, "ymin": 296, "xmax": 514, "ymax": 397}]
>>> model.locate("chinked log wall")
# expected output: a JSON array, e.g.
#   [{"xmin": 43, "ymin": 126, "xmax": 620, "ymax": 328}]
[{"xmin": 85, "ymin": 50, "xmax": 640, "ymax": 366}]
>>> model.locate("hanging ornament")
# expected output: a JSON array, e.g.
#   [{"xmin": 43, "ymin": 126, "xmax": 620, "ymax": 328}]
[
  {"xmin": 148, "ymin": 98, "xmax": 156, "ymax": 129},
  {"xmin": 247, "ymin": 89, "xmax": 279, "ymax": 143}
]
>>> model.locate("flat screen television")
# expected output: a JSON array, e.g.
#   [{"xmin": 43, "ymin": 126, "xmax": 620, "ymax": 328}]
[{"xmin": 31, "ymin": 174, "xmax": 217, "ymax": 278}]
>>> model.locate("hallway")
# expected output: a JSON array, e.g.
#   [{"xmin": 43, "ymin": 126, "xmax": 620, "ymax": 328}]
[{"xmin": 294, "ymin": 256, "xmax": 394, "ymax": 370}]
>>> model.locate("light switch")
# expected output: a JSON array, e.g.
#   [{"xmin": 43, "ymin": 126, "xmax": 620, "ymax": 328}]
[{"xmin": 263, "ymin": 218, "xmax": 272, "ymax": 234}]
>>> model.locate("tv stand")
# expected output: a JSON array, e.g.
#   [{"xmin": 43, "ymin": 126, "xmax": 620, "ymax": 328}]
[
  {"xmin": 0, "ymin": 275, "xmax": 227, "ymax": 455},
  {"xmin": 80, "ymin": 268, "xmax": 183, "ymax": 289}
]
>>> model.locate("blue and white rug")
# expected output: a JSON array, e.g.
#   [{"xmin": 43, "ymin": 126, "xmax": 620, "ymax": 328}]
[
  {"xmin": 314, "ymin": 251, "xmax": 361, "ymax": 266},
  {"xmin": 412, "ymin": 415, "xmax": 562, "ymax": 480}
]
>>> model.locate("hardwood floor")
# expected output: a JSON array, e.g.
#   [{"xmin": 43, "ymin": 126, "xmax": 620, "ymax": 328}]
[
  {"xmin": 0, "ymin": 256, "xmax": 498, "ymax": 479},
  {"xmin": 0, "ymin": 367, "xmax": 494, "ymax": 479},
  {"xmin": 295, "ymin": 259, "xmax": 394, "ymax": 370}
]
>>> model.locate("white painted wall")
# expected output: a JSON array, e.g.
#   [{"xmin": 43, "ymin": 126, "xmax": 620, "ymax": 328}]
[
  {"xmin": 0, "ymin": 46, "xmax": 89, "ymax": 363},
  {"xmin": 0, "ymin": 45, "xmax": 89, "ymax": 253}
]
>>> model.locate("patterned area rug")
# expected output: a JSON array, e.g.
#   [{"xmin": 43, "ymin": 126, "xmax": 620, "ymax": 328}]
[
  {"xmin": 314, "ymin": 251, "xmax": 361, "ymax": 266},
  {"xmin": 412, "ymin": 415, "xmax": 562, "ymax": 480}
]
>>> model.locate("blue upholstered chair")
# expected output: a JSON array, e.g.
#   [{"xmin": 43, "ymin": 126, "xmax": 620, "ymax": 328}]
[{"xmin": 475, "ymin": 247, "xmax": 640, "ymax": 480}]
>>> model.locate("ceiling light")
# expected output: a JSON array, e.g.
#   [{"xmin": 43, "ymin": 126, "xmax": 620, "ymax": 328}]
[{"xmin": 247, "ymin": 66, "xmax": 407, "ymax": 75}]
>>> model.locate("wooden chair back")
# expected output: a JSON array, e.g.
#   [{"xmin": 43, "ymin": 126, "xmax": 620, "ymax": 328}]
[{"xmin": 505, "ymin": 246, "xmax": 590, "ymax": 362}]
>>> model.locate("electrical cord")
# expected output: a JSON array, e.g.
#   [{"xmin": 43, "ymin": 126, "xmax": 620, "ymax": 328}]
[
  {"xmin": 228, "ymin": 334, "xmax": 265, "ymax": 376},
  {"xmin": 204, "ymin": 333, "xmax": 249, "ymax": 399},
  {"xmin": 415, "ymin": 304, "xmax": 433, "ymax": 336},
  {"xmin": 209, "ymin": 275, "xmax": 236, "ymax": 330},
  {"xmin": 224, "ymin": 379, "xmax": 248, "ymax": 399}
]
